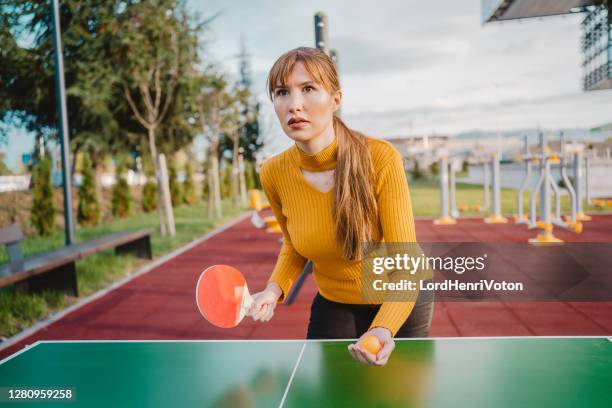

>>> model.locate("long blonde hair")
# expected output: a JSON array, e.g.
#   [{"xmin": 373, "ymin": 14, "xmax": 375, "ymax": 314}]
[{"xmin": 267, "ymin": 47, "xmax": 378, "ymax": 260}]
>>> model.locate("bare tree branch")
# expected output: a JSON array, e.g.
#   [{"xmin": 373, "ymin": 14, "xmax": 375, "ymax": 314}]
[
  {"xmin": 153, "ymin": 59, "xmax": 162, "ymax": 112},
  {"xmin": 123, "ymin": 82, "xmax": 150, "ymax": 129},
  {"xmin": 156, "ymin": 29, "xmax": 179, "ymax": 127}
]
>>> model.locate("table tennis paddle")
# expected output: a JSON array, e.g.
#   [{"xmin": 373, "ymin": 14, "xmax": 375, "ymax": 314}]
[{"xmin": 195, "ymin": 265, "xmax": 254, "ymax": 328}]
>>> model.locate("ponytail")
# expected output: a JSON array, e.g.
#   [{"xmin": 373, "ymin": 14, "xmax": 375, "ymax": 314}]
[{"xmin": 333, "ymin": 116, "xmax": 378, "ymax": 260}]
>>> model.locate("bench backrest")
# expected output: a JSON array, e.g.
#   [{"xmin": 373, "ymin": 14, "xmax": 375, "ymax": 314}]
[
  {"xmin": 0, "ymin": 224, "xmax": 25, "ymax": 273},
  {"xmin": 0, "ymin": 224, "xmax": 24, "ymax": 246}
]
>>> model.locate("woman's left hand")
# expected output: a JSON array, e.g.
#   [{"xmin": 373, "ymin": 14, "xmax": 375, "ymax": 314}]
[{"xmin": 348, "ymin": 327, "xmax": 395, "ymax": 366}]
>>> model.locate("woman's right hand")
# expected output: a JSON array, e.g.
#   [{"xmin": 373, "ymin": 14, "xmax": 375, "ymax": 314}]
[{"xmin": 249, "ymin": 282, "xmax": 283, "ymax": 322}]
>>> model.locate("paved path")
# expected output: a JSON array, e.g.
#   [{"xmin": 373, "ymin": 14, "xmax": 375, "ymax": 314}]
[{"xmin": 1, "ymin": 213, "xmax": 611, "ymax": 360}]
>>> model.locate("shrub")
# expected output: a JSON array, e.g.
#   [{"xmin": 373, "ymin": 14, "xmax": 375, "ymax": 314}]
[
  {"xmin": 245, "ymin": 160, "xmax": 259, "ymax": 190},
  {"xmin": 77, "ymin": 155, "xmax": 100, "ymax": 226},
  {"xmin": 221, "ymin": 162, "xmax": 232, "ymax": 199},
  {"xmin": 429, "ymin": 161, "xmax": 439, "ymax": 176},
  {"xmin": 168, "ymin": 158, "xmax": 182, "ymax": 207},
  {"xmin": 31, "ymin": 157, "xmax": 55, "ymax": 236},
  {"xmin": 182, "ymin": 161, "xmax": 197, "ymax": 205},
  {"xmin": 202, "ymin": 166, "xmax": 210, "ymax": 201},
  {"xmin": 411, "ymin": 160, "xmax": 423, "ymax": 180},
  {"xmin": 142, "ymin": 175, "xmax": 157, "ymax": 213},
  {"xmin": 111, "ymin": 163, "xmax": 131, "ymax": 218}
]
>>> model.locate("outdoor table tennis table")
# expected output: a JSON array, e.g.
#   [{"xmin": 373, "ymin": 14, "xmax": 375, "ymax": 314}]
[{"xmin": 0, "ymin": 337, "xmax": 610, "ymax": 407}]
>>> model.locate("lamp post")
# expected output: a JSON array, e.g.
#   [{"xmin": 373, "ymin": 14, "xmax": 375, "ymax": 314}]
[
  {"xmin": 51, "ymin": 0, "xmax": 75, "ymax": 246},
  {"xmin": 314, "ymin": 12, "xmax": 329, "ymax": 55}
]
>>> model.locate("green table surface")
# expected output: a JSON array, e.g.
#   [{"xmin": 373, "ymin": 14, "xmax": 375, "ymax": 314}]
[{"xmin": 0, "ymin": 337, "xmax": 610, "ymax": 407}]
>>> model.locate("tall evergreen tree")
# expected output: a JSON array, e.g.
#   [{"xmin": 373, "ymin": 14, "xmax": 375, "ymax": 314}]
[
  {"xmin": 111, "ymin": 163, "xmax": 131, "ymax": 218},
  {"xmin": 142, "ymin": 173, "xmax": 157, "ymax": 213},
  {"xmin": 182, "ymin": 161, "xmax": 196, "ymax": 205},
  {"xmin": 168, "ymin": 158, "xmax": 182, "ymax": 207},
  {"xmin": 31, "ymin": 156, "xmax": 55, "ymax": 236},
  {"xmin": 219, "ymin": 38, "xmax": 263, "ymax": 162},
  {"xmin": 77, "ymin": 154, "xmax": 100, "ymax": 226}
]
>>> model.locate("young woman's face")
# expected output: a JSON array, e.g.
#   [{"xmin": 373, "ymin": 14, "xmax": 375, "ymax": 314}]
[{"xmin": 272, "ymin": 61, "xmax": 341, "ymax": 144}]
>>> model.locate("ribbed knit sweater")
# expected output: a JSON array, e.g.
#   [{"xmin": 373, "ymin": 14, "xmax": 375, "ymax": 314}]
[{"xmin": 260, "ymin": 135, "xmax": 422, "ymax": 335}]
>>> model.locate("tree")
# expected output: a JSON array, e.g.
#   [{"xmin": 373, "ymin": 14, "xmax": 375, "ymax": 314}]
[
  {"xmin": 111, "ymin": 163, "xmax": 131, "ymax": 218},
  {"xmin": 411, "ymin": 160, "xmax": 423, "ymax": 180},
  {"xmin": 218, "ymin": 39, "xmax": 263, "ymax": 206},
  {"xmin": 244, "ymin": 160, "xmax": 259, "ymax": 190},
  {"xmin": 142, "ymin": 171, "xmax": 157, "ymax": 213},
  {"xmin": 429, "ymin": 161, "xmax": 439, "ymax": 176},
  {"xmin": 77, "ymin": 154, "xmax": 100, "ymax": 226},
  {"xmin": 31, "ymin": 156, "xmax": 55, "ymax": 236},
  {"xmin": 168, "ymin": 157, "xmax": 182, "ymax": 207},
  {"xmin": 0, "ymin": 1, "xmax": 128, "ymax": 179},
  {"xmin": 182, "ymin": 161, "xmax": 197, "ymax": 205},
  {"xmin": 219, "ymin": 39, "xmax": 263, "ymax": 162},
  {"xmin": 220, "ymin": 85, "xmax": 252, "ymax": 207},
  {"xmin": 192, "ymin": 72, "xmax": 229, "ymax": 219},
  {"xmin": 201, "ymin": 160, "xmax": 209, "ymax": 202},
  {"xmin": 104, "ymin": 0, "xmax": 202, "ymax": 234},
  {"xmin": 221, "ymin": 162, "xmax": 232, "ymax": 199}
]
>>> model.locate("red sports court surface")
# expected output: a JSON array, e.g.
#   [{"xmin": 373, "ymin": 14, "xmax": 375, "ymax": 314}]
[{"xmin": 1, "ymin": 213, "xmax": 611, "ymax": 360}]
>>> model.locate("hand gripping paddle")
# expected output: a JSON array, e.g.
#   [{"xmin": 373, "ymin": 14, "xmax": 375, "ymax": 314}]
[{"xmin": 195, "ymin": 265, "xmax": 253, "ymax": 328}]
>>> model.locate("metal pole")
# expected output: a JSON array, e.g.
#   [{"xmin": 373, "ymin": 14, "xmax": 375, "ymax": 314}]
[
  {"xmin": 585, "ymin": 154, "xmax": 591, "ymax": 205},
  {"xmin": 573, "ymin": 147, "xmax": 593, "ymax": 221},
  {"xmin": 51, "ymin": 0, "xmax": 74, "ymax": 246},
  {"xmin": 542, "ymin": 134, "xmax": 551, "ymax": 225},
  {"xmin": 482, "ymin": 160, "xmax": 491, "ymax": 211},
  {"xmin": 516, "ymin": 135, "xmax": 531, "ymax": 224},
  {"xmin": 539, "ymin": 132, "xmax": 547, "ymax": 222},
  {"xmin": 330, "ymin": 49, "xmax": 341, "ymax": 117},
  {"xmin": 449, "ymin": 159, "xmax": 458, "ymax": 218},
  {"xmin": 484, "ymin": 153, "xmax": 508, "ymax": 223},
  {"xmin": 559, "ymin": 132, "xmax": 578, "ymax": 225},
  {"xmin": 434, "ymin": 156, "xmax": 456, "ymax": 225},
  {"xmin": 314, "ymin": 12, "xmax": 329, "ymax": 55},
  {"xmin": 529, "ymin": 131, "xmax": 561, "ymax": 243}
]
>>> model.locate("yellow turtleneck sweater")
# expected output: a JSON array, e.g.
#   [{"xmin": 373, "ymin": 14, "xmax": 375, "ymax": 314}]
[{"xmin": 260, "ymin": 135, "xmax": 424, "ymax": 336}]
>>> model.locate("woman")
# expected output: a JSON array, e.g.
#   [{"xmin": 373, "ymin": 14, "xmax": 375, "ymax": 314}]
[{"xmin": 249, "ymin": 47, "xmax": 433, "ymax": 366}]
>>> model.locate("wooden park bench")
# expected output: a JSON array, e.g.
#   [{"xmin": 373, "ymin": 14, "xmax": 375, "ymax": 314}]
[{"xmin": 0, "ymin": 224, "xmax": 152, "ymax": 297}]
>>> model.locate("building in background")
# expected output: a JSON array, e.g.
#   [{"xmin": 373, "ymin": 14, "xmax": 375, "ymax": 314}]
[{"xmin": 482, "ymin": 0, "xmax": 611, "ymax": 91}]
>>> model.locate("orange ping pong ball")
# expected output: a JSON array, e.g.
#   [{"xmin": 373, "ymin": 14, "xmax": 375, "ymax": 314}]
[{"xmin": 360, "ymin": 335, "xmax": 381, "ymax": 355}]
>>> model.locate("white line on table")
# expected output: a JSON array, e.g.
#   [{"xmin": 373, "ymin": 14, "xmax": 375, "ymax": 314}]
[{"xmin": 278, "ymin": 341, "xmax": 307, "ymax": 408}]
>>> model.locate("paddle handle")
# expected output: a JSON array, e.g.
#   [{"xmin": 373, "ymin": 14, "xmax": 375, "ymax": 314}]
[{"xmin": 238, "ymin": 287, "xmax": 253, "ymax": 323}]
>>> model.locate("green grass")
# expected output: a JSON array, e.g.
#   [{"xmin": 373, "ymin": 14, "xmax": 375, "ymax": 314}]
[
  {"xmin": 0, "ymin": 200, "xmax": 245, "ymax": 339},
  {"xmin": 407, "ymin": 177, "xmax": 611, "ymax": 218}
]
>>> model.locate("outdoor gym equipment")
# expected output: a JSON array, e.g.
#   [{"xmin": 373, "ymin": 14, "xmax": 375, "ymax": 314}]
[
  {"xmin": 484, "ymin": 153, "xmax": 508, "ymax": 224},
  {"xmin": 574, "ymin": 148, "xmax": 592, "ymax": 221},
  {"xmin": 435, "ymin": 153, "xmax": 506, "ymax": 225},
  {"xmin": 557, "ymin": 132, "xmax": 582, "ymax": 232},
  {"xmin": 527, "ymin": 132, "xmax": 562, "ymax": 243},
  {"xmin": 515, "ymin": 135, "xmax": 533, "ymax": 225},
  {"xmin": 468, "ymin": 160, "xmax": 491, "ymax": 212},
  {"xmin": 519, "ymin": 132, "xmax": 584, "ymax": 237},
  {"xmin": 434, "ymin": 155, "xmax": 457, "ymax": 225}
]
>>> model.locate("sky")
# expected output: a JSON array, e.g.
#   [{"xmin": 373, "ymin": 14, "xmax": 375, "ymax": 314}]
[
  {"xmin": 190, "ymin": 0, "xmax": 612, "ymax": 154},
  {"xmin": 3, "ymin": 0, "xmax": 612, "ymax": 169}
]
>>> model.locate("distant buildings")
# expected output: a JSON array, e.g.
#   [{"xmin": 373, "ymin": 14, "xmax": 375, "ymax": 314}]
[{"xmin": 384, "ymin": 135, "xmax": 449, "ymax": 170}]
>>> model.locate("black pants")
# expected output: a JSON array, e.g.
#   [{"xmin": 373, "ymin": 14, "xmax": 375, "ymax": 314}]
[{"xmin": 307, "ymin": 283, "xmax": 434, "ymax": 339}]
